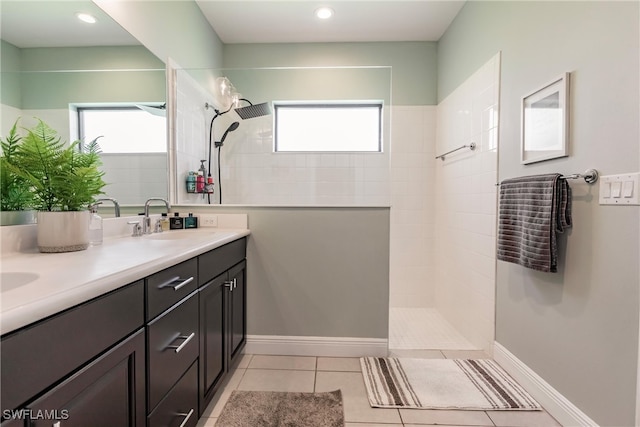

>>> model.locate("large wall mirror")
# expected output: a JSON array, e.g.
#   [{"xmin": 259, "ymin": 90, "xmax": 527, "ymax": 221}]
[{"xmin": 1, "ymin": 1, "xmax": 168, "ymax": 224}]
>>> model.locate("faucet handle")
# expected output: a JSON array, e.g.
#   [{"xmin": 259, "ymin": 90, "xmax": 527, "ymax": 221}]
[
  {"xmin": 127, "ymin": 221, "xmax": 143, "ymax": 237},
  {"xmin": 154, "ymin": 219, "xmax": 163, "ymax": 233}
]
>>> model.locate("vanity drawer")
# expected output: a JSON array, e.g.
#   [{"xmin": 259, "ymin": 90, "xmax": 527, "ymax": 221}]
[
  {"xmin": 146, "ymin": 258, "xmax": 198, "ymax": 321},
  {"xmin": 1, "ymin": 280, "xmax": 144, "ymax": 412},
  {"xmin": 147, "ymin": 361, "xmax": 198, "ymax": 427},
  {"xmin": 198, "ymin": 238, "xmax": 246, "ymax": 285},
  {"xmin": 147, "ymin": 292, "xmax": 199, "ymax": 412}
]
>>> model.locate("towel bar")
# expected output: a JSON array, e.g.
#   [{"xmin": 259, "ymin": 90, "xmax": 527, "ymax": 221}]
[
  {"xmin": 560, "ymin": 169, "xmax": 599, "ymax": 184},
  {"xmin": 496, "ymin": 169, "xmax": 599, "ymax": 186},
  {"xmin": 435, "ymin": 142, "xmax": 476, "ymax": 161}
]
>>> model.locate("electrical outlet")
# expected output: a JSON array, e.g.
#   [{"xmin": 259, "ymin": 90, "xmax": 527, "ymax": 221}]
[{"xmin": 199, "ymin": 214, "xmax": 218, "ymax": 227}]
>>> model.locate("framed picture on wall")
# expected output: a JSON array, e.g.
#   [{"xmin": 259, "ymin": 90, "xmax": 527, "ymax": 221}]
[{"xmin": 521, "ymin": 72, "xmax": 570, "ymax": 164}]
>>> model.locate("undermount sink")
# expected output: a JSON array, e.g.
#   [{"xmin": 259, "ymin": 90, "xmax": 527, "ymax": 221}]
[
  {"xmin": 143, "ymin": 230, "xmax": 215, "ymax": 241},
  {"xmin": 1, "ymin": 272, "xmax": 40, "ymax": 291}
]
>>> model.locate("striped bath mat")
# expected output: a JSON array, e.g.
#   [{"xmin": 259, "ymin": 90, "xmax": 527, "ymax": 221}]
[{"xmin": 360, "ymin": 357, "xmax": 540, "ymax": 410}]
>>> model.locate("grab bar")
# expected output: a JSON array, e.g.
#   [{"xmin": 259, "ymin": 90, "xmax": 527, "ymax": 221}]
[
  {"xmin": 496, "ymin": 169, "xmax": 599, "ymax": 186},
  {"xmin": 435, "ymin": 142, "xmax": 476, "ymax": 161},
  {"xmin": 560, "ymin": 169, "xmax": 599, "ymax": 184}
]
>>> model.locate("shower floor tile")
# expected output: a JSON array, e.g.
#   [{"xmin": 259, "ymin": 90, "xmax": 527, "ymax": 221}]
[{"xmin": 389, "ymin": 307, "xmax": 477, "ymax": 350}]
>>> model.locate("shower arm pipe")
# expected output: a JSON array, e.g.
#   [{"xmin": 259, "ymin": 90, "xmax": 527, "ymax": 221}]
[
  {"xmin": 435, "ymin": 142, "xmax": 476, "ymax": 161},
  {"xmin": 206, "ymin": 103, "xmax": 235, "ymax": 195}
]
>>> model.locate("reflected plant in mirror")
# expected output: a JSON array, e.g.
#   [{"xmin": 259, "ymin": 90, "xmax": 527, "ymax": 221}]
[{"xmin": 0, "ymin": 120, "xmax": 33, "ymax": 212}]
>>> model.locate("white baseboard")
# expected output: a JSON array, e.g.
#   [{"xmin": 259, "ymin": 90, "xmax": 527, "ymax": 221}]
[
  {"xmin": 493, "ymin": 342, "xmax": 598, "ymax": 427},
  {"xmin": 244, "ymin": 335, "xmax": 388, "ymax": 357}
]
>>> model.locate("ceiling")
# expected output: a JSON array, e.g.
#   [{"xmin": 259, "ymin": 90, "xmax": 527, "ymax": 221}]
[
  {"xmin": 0, "ymin": 1, "xmax": 138, "ymax": 48},
  {"xmin": 196, "ymin": 1, "xmax": 465, "ymax": 44},
  {"xmin": 0, "ymin": 0, "xmax": 465, "ymax": 49}
]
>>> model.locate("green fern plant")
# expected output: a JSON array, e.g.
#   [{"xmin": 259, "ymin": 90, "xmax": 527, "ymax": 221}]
[
  {"xmin": 7, "ymin": 119, "xmax": 106, "ymax": 211},
  {"xmin": 1, "ymin": 119, "xmax": 34, "ymax": 211}
]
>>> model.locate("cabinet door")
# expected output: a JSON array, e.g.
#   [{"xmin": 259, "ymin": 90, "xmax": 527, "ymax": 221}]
[
  {"xmin": 228, "ymin": 261, "xmax": 246, "ymax": 361},
  {"xmin": 27, "ymin": 329, "xmax": 145, "ymax": 427},
  {"xmin": 198, "ymin": 274, "xmax": 226, "ymax": 414}
]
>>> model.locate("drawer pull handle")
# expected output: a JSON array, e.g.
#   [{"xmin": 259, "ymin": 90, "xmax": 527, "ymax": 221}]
[
  {"xmin": 224, "ymin": 280, "xmax": 233, "ymax": 292},
  {"xmin": 53, "ymin": 422, "xmax": 61, "ymax": 427},
  {"xmin": 158, "ymin": 276, "xmax": 194, "ymax": 291},
  {"xmin": 176, "ymin": 408, "xmax": 195, "ymax": 427},
  {"xmin": 166, "ymin": 332, "xmax": 196, "ymax": 353}
]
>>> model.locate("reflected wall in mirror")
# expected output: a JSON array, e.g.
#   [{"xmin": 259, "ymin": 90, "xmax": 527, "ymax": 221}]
[
  {"xmin": 171, "ymin": 66, "xmax": 391, "ymax": 207},
  {"xmin": 1, "ymin": 41, "xmax": 168, "ymax": 221}
]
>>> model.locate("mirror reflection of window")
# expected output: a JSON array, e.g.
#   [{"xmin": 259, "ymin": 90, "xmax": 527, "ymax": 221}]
[
  {"xmin": 77, "ymin": 106, "xmax": 167, "ymax": 206},
  {"xmin": 78, "ymin": 106, "xmax": 166, "ymax": 153}
]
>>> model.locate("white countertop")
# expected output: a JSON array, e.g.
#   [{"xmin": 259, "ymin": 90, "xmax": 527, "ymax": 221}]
[{"xmin": 0, "ymin": 228, "xmax": 250, "ymax": 335}]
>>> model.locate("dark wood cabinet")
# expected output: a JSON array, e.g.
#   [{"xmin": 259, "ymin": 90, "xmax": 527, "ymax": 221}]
[
  {"xmin": 198, "ymin": 274, "xmax": 226, "ymax": 413},
  {"xmin": 228, "ymin": 260, "xmax": 247, "ymax": 363},
  {"xmin": 28, "ymin": 329, "xmax": 146, "ymax": 427},
  {"xmin": 1, "ymin": 236, "xmax": 247, "ymax": 427},
  {"xmin": 147, "ymin": 362, "xmax": 198, "ymax": 427},
  {"xmin": 146, "ymin": 292, "xmax": 199, "ymax": 412},
  {"xmin": 1, "ymin": 281, "xmax": 144, "ymax": 413},
  {"xmin": 197, "ymin": 239, "xmax": 247, "ymax": 416}
]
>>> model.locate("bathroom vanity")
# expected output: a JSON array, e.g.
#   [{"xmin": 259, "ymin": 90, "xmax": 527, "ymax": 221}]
[{"xmin": 0, "ymin": 225, "xmax": 249, "ymax": 427}]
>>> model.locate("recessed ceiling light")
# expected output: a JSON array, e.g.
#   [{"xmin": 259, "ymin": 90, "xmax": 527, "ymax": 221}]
[
  {"xmin": 76, "ymin": 12, "xmax": 97, "ymax": 24},
  {"xmin": 314, "ymin": 7, "xmax": 334, "ymax": 20}
]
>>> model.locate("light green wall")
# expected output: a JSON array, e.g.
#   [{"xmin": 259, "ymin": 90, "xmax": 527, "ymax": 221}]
[
  {"xmin": 178, "ymin": 206, "xmax": 391, "ymax": 339},
  {"xmin": 224, "ymin": 42, "xmax": 437, "ymax": 105},
  {"xmin": 0, "ymin": 45, "xmax": 165, "ymax": 111},
  {"xmin": 93, "ymin": 0, "xmax": 224, "ymax": 69},
  {"xmin": 1, "ymin": 40, "xmax": 21, "ymax": 108},
  {"xmin": 224, "ymin": 66, "xmax": 391, "ymax": 106},
  {"xmin": 439, "ymin": 2, "xmax": 639, "ymax": 425},
  {"xmin": 19, "ymin": 45, "xmax": 163, "ymax": 71},
  {"xmin": 20, "ymin": 69, "xmax": 165, "ymax": 110}
]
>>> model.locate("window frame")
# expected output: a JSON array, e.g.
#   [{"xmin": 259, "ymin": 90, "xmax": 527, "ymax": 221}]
[{"xmin": 273, "ymin": 101, "xmax": 384, "ymax": 153}]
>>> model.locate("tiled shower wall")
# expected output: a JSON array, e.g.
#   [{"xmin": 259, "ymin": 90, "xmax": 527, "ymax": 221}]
[
  {"xmin": 216, "ymin": 115, "xmax": 390, "ymax": 206},
  {"xmin": 434, "ymin": 53, "xmax": 500, "ymax": 353},
  {"xmin": 389, "ymin": 106, "xmax": 437, "ymax": 307}
]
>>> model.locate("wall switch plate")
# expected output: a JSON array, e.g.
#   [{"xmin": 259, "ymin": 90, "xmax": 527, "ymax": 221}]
[
  {"xmin": 199, "ymin": 214, "xmax": 218, "ymax": 227},
  {"xmin": 599, "ymin": 172, "xmax": 639, "ymax": 205}
]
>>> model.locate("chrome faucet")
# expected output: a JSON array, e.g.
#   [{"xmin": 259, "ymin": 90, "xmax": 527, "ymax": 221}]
[
  {"xmin": 97, "ymin": 197, "xmax": 121, "ymax": 217},
  {"xmin": 143, "ymin": 197, "xmax": 170, "ymax": 234}
]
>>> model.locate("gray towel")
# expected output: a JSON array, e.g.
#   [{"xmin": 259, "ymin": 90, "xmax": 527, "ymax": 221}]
[{"xmin": 497, "ymin": 174, "xmax": 572, "ymax": 273}]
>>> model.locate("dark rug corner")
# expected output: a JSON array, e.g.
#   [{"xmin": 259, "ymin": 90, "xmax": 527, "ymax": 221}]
[{"xmin": 215, "ymin": 389, "xmax": 344, "ymax": 427}]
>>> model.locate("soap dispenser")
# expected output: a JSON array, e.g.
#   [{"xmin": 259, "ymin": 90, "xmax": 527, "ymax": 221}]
[{"xmin": 89, "ymin": 202, "xmax": 103, "ymax": 245}]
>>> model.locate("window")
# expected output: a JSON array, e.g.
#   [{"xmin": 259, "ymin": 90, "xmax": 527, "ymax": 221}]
[
  {"xmin": 274, "ymin": 102, "xmax": 382, "ymax": 152},
  {"xmin": 78, "ymin": 106, "xmax": 166, "ymax": 153}
]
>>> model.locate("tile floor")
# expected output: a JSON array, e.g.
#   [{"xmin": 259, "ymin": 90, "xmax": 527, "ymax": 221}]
[{"xmin": 196, "ymin": 352, "xmax": 563, "ymax": 427}]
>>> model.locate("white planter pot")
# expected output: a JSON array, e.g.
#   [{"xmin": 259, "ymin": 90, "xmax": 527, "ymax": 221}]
[{"xmin": 37, "ymin": 211, "xmax": 91, "ymax": 253}]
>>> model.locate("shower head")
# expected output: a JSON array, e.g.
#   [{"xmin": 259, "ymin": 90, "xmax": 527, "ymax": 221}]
[
  {"xmin": 136, "ymin": 103, "xmax": 166, "ymax": 117},
  {"xmin": 215, "ymin": 121, "xmax": 240, "ymax": 147},
  {"xmin": 234, "ymin": 102, "xmax": 271, "ymax": 120}
]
